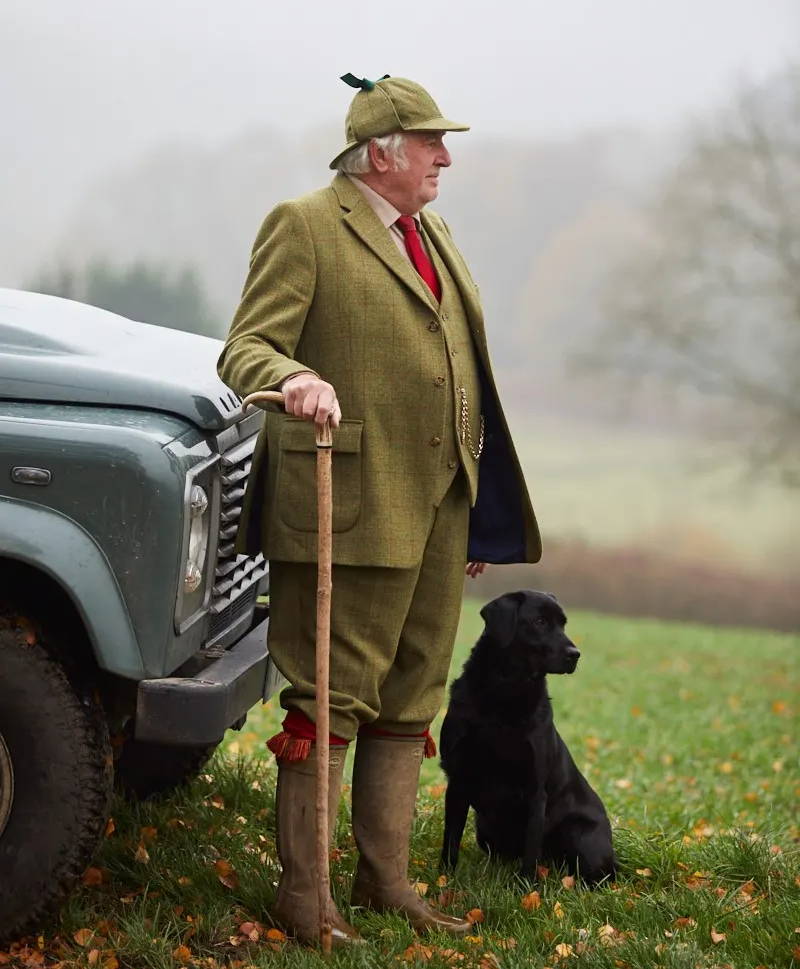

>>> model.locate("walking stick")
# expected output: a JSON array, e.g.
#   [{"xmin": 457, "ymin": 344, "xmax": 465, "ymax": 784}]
[{"xmin": 242, "ymin": 391, "xmax": 335, "ymax": 955}]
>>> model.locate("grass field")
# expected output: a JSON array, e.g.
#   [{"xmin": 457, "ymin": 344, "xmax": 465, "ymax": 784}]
[
  {"xmin": 509, "ymin": 413, "xmax": 800, "ymax": 580},
  {"xmin": 8, "ymin": 604, "xmax": 798, "ymax": 968}
]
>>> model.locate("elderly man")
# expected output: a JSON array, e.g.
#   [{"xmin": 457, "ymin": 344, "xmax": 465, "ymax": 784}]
[{"xmin": 218, "ymin": 74, "xmax": 541, "ymax": 946}]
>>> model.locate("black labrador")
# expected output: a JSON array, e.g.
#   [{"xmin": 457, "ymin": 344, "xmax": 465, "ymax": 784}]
[{"xmin": 439, "ymin": 590, "xmax": 615, "ymax": 884}]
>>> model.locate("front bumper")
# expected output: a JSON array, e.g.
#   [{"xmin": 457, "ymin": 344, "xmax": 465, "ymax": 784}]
[{"xmin": 134, "ymin": 617, "xmax": 275, "ymax": 745}]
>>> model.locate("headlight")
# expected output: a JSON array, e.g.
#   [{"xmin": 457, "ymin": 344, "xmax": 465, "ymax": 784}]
[{"xmin": 184, "ymin": 485, "xmax": 210, "ymax": 593}]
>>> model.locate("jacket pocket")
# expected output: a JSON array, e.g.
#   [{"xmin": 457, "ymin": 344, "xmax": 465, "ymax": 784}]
[{"xmin": 276, "ymin": 418, "xmax": 364, "ymax": 533}]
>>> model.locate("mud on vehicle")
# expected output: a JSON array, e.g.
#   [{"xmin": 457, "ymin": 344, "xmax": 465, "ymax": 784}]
[{"xmin": 0, "ymin": 289, "xmax": 281, "ymax": 940}]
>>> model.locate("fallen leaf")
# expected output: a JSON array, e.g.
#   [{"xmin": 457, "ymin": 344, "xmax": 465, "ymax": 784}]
[
  {"xmin": 553, "ymin": 901, "xmax": 564, "ymax": 919},
  {"xmin": 172, "ymin": 945, "xmax": 191, "ymax": 962},
  {"xmin": 466, "ymin": 908, "xmax": 484, "ymax": 923},
  {"xmin": 614, "ymin": 778, "xmax": 632, "ymax": 790},
  {"xmin": 73, "ymin": 929, "xmax": 94, "ymax": 947},
  {"xmin": 635, "ymin": 868, "xmax": 652, "ymax": 877},
  {"xmin": 710, "ymin": 929, "xmax": 727, "ymax": 944},
  {"xmin": 101, "ymin": 957, "xmax": 118, "ymax": 969},
  {"xmin": 521, "ymin": 890, "xmax": 541, "ymax": 910},
  {"xmin": 561, "ymin": 875, "xmax": 576, "ymax": 889},
  {"xmin": 177, "ymin": 876, "xmax": 192, "ymax": 886},
  {"xmin": 140, "ymin": 826, "xmax": 158, "ymax": 842},
  {"xmin": 537, "ymin": 865, "xmax": 550, "ymax": 878},
  {"xmin": 266, "ymin": 928, "xmax": 287, "ymax": 942},
  {"xmin": 134, "ymin": 843, "xmax": 150, "ymax": 864},
  {"xmin": 413, "ymin": 881, "xmax": 429, "ymax": 896},
  {"xmin": 210, "ymin": 794, "xmax": 225, "ymax": 810},
  {"xmin": 673, "ymin": 917, "xmax": 697, "ymax": 928},
  {"xmin": 554, "ymin": 943, "xmax": 574, "ymax": 959},
  {"xmin": 214, "ymin": 858, "xmax": 239, "ymax": 890},
  {"xmin": 496, "ymin": 937, "xmax": 517, "ymax": 949},
  {"xmin": 82, "ymin": 867, "xmax": 104, "ymax": 886},
  {"xmin": 104, "ymin": 818, "xmax": 116, "ymax": 838},
  {"xmin": 437, "ymin": 875, "xmax": 448, "ymax": 887},
  {"xmin": 479, "ymin": 955, "xmax": 501, "ymax": 969}
]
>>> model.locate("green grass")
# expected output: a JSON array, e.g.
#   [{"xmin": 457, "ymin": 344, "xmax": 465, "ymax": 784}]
[
  {"xmin": 510, "ymin": 413, "xmax": 800, "ymax": 579},
  {"xmin": 11, "ymin": 605, "xmax": 799, "ymax": 969}
]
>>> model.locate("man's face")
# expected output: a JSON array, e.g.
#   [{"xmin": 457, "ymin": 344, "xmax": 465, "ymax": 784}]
[{"xmin": 377, "ymin": 131, "xmax": 452, "ymax": 214}]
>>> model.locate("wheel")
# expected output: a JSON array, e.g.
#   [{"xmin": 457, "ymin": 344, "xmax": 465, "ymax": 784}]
[
  {"xmin": 0, "ymin": 614, "xmax": 113, "ymax": 942},
  {"xmin": 114, "ymin": 737, "xmax": 219, "ymax": 799}
]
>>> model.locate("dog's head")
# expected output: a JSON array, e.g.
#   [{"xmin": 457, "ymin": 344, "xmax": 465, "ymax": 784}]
[{"xmin": 479, "ymin": 590, "xmax": 580, "ymax": 676}]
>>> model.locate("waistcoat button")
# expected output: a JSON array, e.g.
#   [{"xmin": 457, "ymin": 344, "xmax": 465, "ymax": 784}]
[
  {"xmin": 434, "ymin": 376, "xmax": 445, "ymax": 387},
  {"xmin": 428, "ymin": 321, "xmax": 440, "ymax": 332},
  {"xmin": 430, "ymin": 436, "xmax": 442, "ymax": 447}
]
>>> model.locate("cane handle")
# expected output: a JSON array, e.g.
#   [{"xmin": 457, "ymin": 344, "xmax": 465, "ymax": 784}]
[{"xmin": 241, "ymin": 390, "xmax": 332, "ymax": 448}]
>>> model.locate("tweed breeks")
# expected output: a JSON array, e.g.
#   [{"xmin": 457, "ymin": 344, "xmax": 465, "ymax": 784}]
[{"xmin": 266, "ymin": 472, "xmax": 470, "ymax": 740}]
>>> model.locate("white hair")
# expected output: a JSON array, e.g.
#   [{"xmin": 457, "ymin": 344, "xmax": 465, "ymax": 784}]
[{"xmin": 336, "ymin": 133, "xmax": 409, "ymax": 174}]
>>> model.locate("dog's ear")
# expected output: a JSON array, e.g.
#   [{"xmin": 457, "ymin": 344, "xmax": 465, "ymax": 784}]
[{"xmin": 480, "ymin": 591, "xmax": 526, "ymax": 648}]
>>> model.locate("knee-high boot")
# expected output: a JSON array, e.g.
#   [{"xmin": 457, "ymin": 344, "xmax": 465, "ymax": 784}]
[
  {"xmin": 350, "ymin": 734, "xmax": 473, "ymax": 934},
  {"xmin": 272, "ymin": 746, "xmax": 363, "ymax": 947}
]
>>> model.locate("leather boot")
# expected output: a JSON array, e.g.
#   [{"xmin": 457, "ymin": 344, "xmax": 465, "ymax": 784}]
[
  {"xmin": 350, "ymin": 734, "xmax": 473, "ymax": 935},
  {"xmin": 272, "ymin": 746, "xmax": 364, "ymax": 947}
]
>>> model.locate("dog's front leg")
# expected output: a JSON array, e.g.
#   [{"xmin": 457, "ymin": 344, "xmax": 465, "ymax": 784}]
[
  {"xmin": 520, "ymin": 795, "xmax": 546, "ymax": 881},
  {"xmin": 440, "ymin": 782, "xmax": 470, "ymax": 871}
]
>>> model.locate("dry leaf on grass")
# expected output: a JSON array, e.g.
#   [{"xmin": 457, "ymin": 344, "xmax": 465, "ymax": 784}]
[
  {"xmin": 214, "ymin": 858, "xmax": 239, "ymax": 890},
  {"xmin": 73, "ymin": 929, "xmax": 94, "ymax": 947},
  {"xmin": 466, "ymin": 908, "xmax": 484, "ymax": 924},
  {"xmin": 710, "ymin": 929, "xmax": 727, "ymax": 944},
  {"xmin": 561, "ymin": 875, "xmax": 575, "ymax": 889},
  {"xmin": 521, "ymin": 890, "xmax": 541, "ymax": 910},
  {"xmin": 172, "ymin": 945, "xmax": 191, "ymax": 962}
]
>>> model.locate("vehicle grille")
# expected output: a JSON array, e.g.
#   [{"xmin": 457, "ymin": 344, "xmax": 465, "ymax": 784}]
[{"xmin": 210, "ymin": 414, "xmax": 268, "ymax": 628}]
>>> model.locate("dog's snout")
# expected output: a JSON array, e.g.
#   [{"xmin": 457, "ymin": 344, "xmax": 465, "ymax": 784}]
[{"xmin": 567, "ymin": 647, "xmax": 580, "ymax": 660}]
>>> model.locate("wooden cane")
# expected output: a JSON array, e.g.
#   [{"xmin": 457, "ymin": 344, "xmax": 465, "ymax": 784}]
[{"xmin": 241, "ymin": 391, "xmax": 334, "ymax": 955}]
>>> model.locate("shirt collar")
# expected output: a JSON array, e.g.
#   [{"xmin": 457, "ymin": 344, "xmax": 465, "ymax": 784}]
[{"xmin": 346, "ymin": 174, "xmax": 421, "ymax": 229}]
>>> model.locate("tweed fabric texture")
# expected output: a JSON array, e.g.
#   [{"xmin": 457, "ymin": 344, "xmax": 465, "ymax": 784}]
[
  {"xmin": 266, "ymin": 473, "xmax": 471, "ymax": 740},
  {"xmin": 330, "ymin": 77, "xmax": 470, "ymax": 169},
  {"xmin": 217, "ymin": 173, "xmax": 540, "ymax": 567}
]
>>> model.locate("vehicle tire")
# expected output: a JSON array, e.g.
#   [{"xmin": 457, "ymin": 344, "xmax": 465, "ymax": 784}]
[
  {"xmin": 0, "ymin": 614, "xmax": 113, "ymax": 943},
  {"xmin": 114, "ymin": 737, "xmax": 219, "ymax": 800}
]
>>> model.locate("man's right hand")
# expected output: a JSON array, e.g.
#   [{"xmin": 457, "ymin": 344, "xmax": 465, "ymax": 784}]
[{"xmin": 280, "ymin": 372, "xmax": 341, "ymax": 429}]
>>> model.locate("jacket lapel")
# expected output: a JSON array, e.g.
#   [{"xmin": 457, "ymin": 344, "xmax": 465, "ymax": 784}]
[
  {"xmin": 421, "ymin": 211, "xmax": 485, "ymax": 334},
  {"xmin": 332, "ymin": 175, "xmax": 439, "ymax": 313}
]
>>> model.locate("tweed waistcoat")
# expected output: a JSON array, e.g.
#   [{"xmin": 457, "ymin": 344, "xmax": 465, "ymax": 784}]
[{"xmin": 425, "ymin": 230, "xmax": 483, "ymax": 507}]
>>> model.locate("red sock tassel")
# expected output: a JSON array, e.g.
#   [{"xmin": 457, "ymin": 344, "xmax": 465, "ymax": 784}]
[
  {"xmin": 267, "ymin": 710, "xmax": 348, "ymax": 763},
  {"xmin": 423, "ymin": 731, "xmax": 437, "ymax": 759},
  {"xmin": 266, "ymin": 732, "xmax": 313, "ymax": 762}
]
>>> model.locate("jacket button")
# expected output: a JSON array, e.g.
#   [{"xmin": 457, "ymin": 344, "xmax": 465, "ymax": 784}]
[
  {"xmin": 428, "ymin": 321, "xmax": 440, "ymax": 332},
  {"xmin": 430, "ymin": 436, "xmax": 442, "ymax": 447},
  {"xmin": 447, "ymin": 459, "xmax": 458, "ymax": 470},
  {"xmin": 450, "ymin": 348, "xmax": 457, "ymax": 356},
  {"xmin": 434, "ymin": 376, "xmax": 445, "ymax": 387},
  {"xmin": 441, "ymin": 312, "xmax": 449, "ymax": 321}
]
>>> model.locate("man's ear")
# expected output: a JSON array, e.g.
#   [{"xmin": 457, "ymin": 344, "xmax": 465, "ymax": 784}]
[{"xmin": 480, "ymin": 591, "xmax": 526, "ymax": 648}]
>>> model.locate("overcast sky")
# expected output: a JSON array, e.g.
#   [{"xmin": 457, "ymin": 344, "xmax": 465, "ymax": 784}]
[{"xmin": 3, "ymin": 0, "xmax": 797, "ymax": 182}]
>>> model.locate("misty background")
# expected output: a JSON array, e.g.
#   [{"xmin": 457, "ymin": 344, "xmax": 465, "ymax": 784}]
[{"xmin": 3, "ymin": 0, "xmax": 798, "ymax": 628}]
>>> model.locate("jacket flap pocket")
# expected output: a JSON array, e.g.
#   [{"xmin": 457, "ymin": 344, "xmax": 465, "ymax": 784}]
[{"xmin": 279, "ymin": 418, "xmax": 364, "ymax": 454}]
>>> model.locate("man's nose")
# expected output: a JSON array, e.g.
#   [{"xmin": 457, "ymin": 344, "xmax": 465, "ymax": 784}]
[{"xmin": 436, "ymin": 145, "xmax": 452, "ymax": 168}]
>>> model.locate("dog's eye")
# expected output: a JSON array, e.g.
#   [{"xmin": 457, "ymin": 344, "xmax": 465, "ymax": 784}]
[{"xmin": 534, "ymin": 617, "xmax": 548, "ymax": 627}]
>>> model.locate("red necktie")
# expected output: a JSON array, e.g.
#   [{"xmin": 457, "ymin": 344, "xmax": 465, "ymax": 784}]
[{"xmin": 395, "ymin": 216, "xmax": 441, "ymax": 302}]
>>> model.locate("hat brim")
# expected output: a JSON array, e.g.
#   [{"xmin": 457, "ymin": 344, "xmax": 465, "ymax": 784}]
[{"xmin": 328, "ymin": 118, "xmax": 470, "ymax": 169}]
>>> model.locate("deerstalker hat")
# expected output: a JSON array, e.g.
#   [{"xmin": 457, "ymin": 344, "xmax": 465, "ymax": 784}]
[{"xmin": 328, "ymin": 74, "xmax": 470, "ymax": 170}]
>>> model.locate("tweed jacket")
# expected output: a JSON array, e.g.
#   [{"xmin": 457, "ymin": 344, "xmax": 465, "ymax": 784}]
[{"xmin": 217, "ymin": 174, "xmax": 541, "ymax": 568}]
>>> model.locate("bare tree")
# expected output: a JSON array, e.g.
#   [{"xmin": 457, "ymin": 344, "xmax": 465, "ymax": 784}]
[{"xmin": 588, "ymin": 65, "xmax": 800, "ymax": 485}]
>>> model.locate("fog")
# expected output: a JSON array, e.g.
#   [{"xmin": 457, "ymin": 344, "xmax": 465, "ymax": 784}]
[{"xmin": 2, "ymin": 0, "xmax": 798, "ymax": 626}]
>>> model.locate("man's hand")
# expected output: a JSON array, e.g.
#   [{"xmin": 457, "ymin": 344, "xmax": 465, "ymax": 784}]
[
  {"xmin": 280, "ymin": 372, "xmax": 341, "ymax": 429},
  {"xmin": 466, "ymin": 561, "xmax": 487, "ymax": 578}
]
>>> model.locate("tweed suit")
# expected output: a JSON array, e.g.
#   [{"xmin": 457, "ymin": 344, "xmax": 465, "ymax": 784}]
[
  {"xmin": 218, "ymin": 173, "xmax": 540, "ymax": 738},
  {"xmin": 218, "ymin": 174, "xmax": 540, "ymax": 568}
]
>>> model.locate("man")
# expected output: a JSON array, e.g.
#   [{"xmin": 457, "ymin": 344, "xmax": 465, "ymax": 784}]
[{"xmin": 217, "ymin": 74, "xmax": 541, "ymax": 947}]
